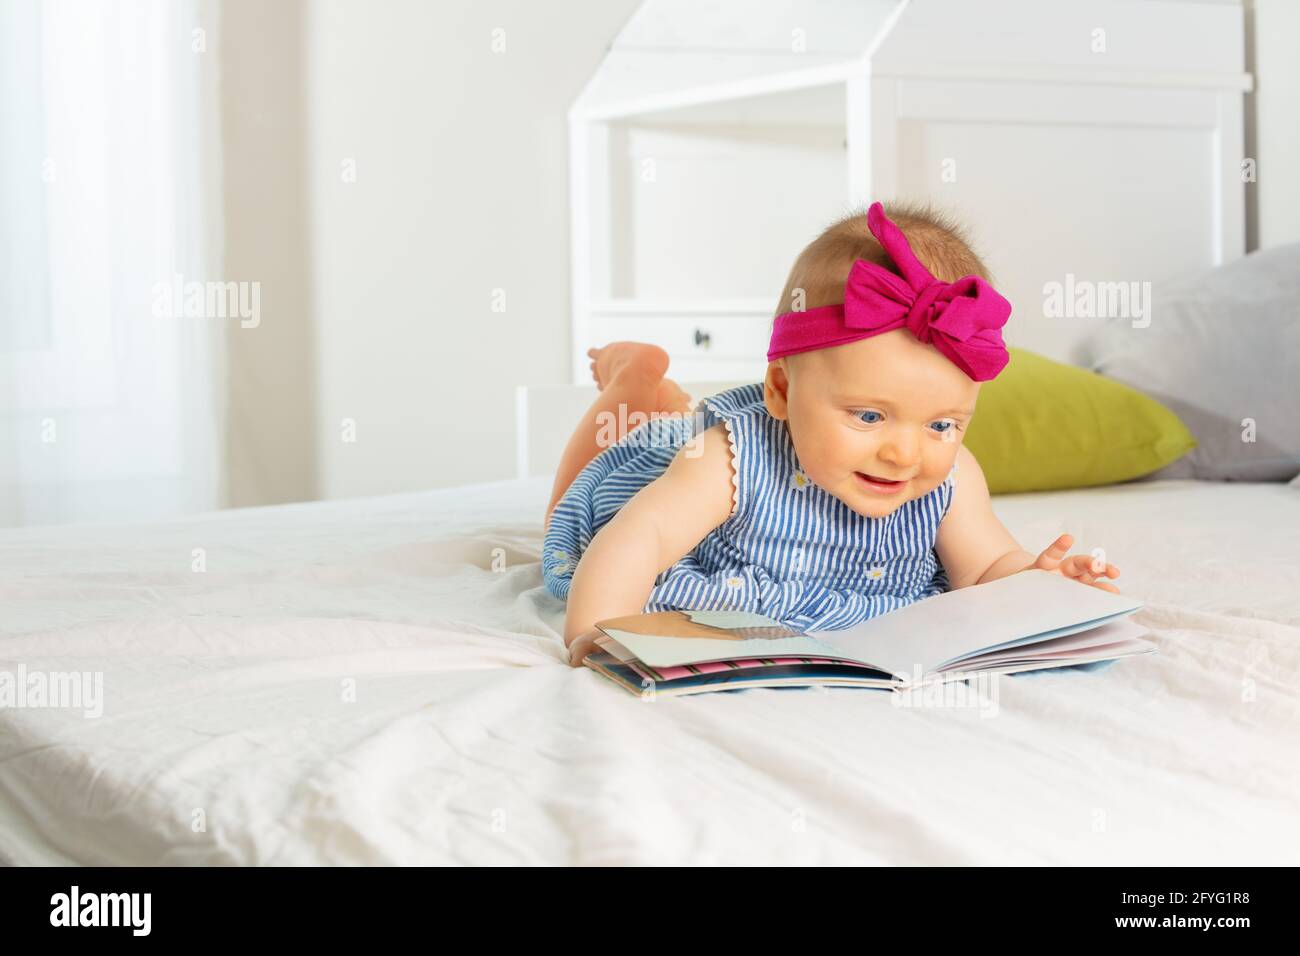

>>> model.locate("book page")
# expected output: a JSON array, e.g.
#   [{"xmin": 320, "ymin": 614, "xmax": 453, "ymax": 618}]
[
  {"xmin": 595, "ymin": 609, "xmax": 844, "ymax": 669},
  {"xmin": 817, "ymin": 569, "xmax": 1141, "ymax": 679},
  {"xmin": 944, "ymin": 618, "xmax": 1148, "ymax": 670},
  {"xmin": 597, "ymin": 628, "xmax": 843, "ymax": 670}
]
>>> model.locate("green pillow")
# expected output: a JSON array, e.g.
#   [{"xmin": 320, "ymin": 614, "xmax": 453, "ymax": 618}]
[{"xmin": 963, "ymin": 348, "xmax": 1196, "ymax": 494}]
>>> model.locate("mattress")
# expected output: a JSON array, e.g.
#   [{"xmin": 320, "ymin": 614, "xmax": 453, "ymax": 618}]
[{"xmin": 0, "ymin": 477, "xmax": 1297, "ymax": 865}]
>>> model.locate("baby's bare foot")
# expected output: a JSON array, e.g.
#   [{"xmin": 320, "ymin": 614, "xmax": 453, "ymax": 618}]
[
  {"xmin": 654, "ymin": 378, "xmax": 693, "ymax": 414},
  {"xmin": 587, "ymin": 342, "xmax": 670, "ymax": 390}
]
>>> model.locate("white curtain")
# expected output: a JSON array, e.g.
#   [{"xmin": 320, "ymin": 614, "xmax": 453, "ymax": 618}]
[{"xmin": 0, "ymin": 0, "xmax": 225, "ymax": 526}]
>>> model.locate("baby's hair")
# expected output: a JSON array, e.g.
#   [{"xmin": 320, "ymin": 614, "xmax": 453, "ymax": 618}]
[{"xmin": 773, "ymin": 201, "xmax": 993, "ymax": 321}]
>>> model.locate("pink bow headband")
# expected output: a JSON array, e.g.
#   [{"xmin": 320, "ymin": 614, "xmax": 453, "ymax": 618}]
[{"xmin": 767, "ymin": 203, "xmax": 1012, "ymax": 382}]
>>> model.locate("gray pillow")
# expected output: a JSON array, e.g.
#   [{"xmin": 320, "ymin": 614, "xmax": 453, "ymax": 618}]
[{"xmin": 1080, "ymin": 243, "xmax": 1300, "ymax": 482}]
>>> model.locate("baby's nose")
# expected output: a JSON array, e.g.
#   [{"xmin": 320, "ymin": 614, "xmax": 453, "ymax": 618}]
[{"xmin": 877, "ymin": 436, "xmax": 919, "ymax": 467}]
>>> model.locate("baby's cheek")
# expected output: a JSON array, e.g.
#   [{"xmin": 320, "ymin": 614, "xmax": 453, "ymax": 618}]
[
  {"xmin": 806, "ymin": 438, "xmax": 853, "ymax": 479},
  {"xmin": 912, "ymin": 471, "xmax": 946, "ymax": 500}
]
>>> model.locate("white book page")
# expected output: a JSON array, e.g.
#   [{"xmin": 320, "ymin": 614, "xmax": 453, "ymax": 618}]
[
  {"xmin": 958, "ymin": 638, "xmax": 1157, "ymax": 673},
  {"xmin": 818, "ymin": 569, "xmax": 1142, "ymax": 679},
  {"xmin": 942, "ymin": 618, "xmax": 1149, "ymax": 670},
  {"xmin": 917, "ymin": 641, "xmax": 1157, "ymax": 685}
]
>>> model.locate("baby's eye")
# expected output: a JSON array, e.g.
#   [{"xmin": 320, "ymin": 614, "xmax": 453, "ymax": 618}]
[
  {"xmin": 854, "ymin": 409, "xmax": 884, "ymax": 425},
  {"xmin": 928, "ymin": 419, "xmax": 959, "ymax": 435}
]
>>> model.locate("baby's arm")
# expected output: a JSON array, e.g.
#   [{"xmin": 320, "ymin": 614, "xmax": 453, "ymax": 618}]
[
  {"xmin": 563, "ymin": 424, "xmax": 736, "ymax": 664},
  {"xmin": 934, "ymin": 445, "xmax": 1120, "ymax": 592}
]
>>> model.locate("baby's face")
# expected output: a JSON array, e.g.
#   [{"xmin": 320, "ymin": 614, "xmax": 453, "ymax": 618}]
[{"xmin": 766, "ymin": 330, "xmax": 980, "ymax": 519}]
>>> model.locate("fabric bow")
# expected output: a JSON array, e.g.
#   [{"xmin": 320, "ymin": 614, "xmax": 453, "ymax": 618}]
[{"xmin": 767, "ymin": 202, "xmax": 1012, "ymax": 382}]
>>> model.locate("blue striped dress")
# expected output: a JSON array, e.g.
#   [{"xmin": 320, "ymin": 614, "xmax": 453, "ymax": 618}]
[{"xmin": 541, "ymin": 382, "xmax": 956, "ymax": 632}]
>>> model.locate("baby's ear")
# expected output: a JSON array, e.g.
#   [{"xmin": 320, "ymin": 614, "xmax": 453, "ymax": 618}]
[{"xmin": 763, "ymin": 360, "xmax": 792, "ymax": 420}]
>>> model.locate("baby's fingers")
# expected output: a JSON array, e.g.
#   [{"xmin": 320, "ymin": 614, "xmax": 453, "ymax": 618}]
[
  {"xmin": 1091, "ymin": 560, "xmax": 1121, "ymax": 593},
  {"xmin": 1059, "ymin": 554, "xmax": 1122, "ymax": 593},
  {"xmin": 566, "ymin": 631, "xmax": 602, "ymax": 668},
  {"xmin": 1056, "ymin": 554, "xmax": 1091, "ymax": 578},
  {"xmin": 1082, "ymin": 555, "xmax": 1121, "ymax": 581},
  {"xmin": 1033, "ymin": 533, "xmax": 1073, "ymax": 571},
  {"xmin": 1078, "ymin": 571, "xmax": 1121, "ymax": 594}
]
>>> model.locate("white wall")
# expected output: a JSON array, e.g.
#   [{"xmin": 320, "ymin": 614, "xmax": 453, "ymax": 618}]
[
  {"xmin": 300, "ymin": 0, "xmax": 640, "ymax": 500},
  {"xmin": 215, "ymin": 0, "xmax": 1298, "ymax": 506}
]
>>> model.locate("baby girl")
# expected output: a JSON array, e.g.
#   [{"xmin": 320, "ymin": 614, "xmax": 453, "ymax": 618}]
[{"xmin": 543, "ymin": 202, "xmax": 1121, "ymax": 666}]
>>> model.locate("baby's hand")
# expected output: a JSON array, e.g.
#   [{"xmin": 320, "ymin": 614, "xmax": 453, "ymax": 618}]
[
  {"xmin": 1029, "ymin": 533, "xmax": 1121, "ymax": 594},
  {"xmin": 565, "ymin": 628, "xmax": 604, "ymax": 668}
]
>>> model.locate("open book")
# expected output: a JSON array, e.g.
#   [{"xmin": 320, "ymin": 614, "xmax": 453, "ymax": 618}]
[{"xmin": 585, "ymin": 569, "xmax": 1156, "ymax": 698}]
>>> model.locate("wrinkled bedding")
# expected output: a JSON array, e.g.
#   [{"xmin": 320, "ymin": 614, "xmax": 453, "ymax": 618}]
[{"xmin": 0, "ymin": 477, "xmax": 1297, "ymax": 865}]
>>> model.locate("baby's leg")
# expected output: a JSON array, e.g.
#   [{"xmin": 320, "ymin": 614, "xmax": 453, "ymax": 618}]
[{"xmin": 543, "ymin": 342, "xmax": 692, "ymax": 530}]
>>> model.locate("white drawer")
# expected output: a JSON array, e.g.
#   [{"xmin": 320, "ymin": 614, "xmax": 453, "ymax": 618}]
[{"xmin": 593, "ymin": 314, "xmax": 771, "ymax": 361}]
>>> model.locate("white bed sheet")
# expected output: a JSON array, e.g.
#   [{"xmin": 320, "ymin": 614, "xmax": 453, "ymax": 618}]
[{"xmin": 0, "ymin": 478, "xmax": 1297, "ymax": 865}]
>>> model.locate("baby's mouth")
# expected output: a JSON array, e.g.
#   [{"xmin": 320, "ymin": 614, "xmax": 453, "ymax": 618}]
[{"xmin": 854, "ymin": 471, "xmax": 908, "ymax": 493}]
